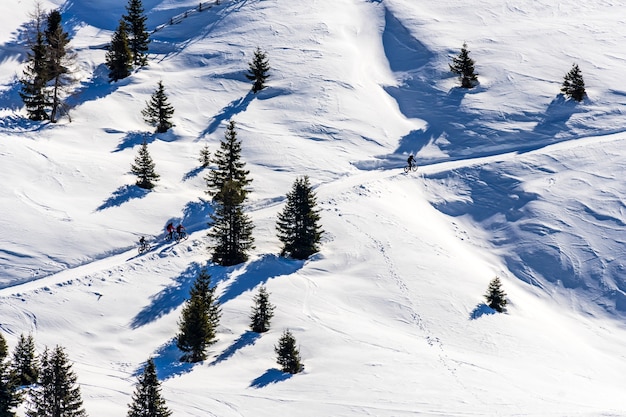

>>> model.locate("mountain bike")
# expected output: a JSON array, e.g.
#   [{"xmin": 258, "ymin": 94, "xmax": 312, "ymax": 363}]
[
  {"xmin": 175, "ymin": 230, "xmax": 188, "ymax": 242},
  {"xmin": 404, "ymin": 163, "xmax": 418, "ymax": 173},
  {"xmin": 138, "ymin": 239, "xmax": 150, "ymax": 254}
]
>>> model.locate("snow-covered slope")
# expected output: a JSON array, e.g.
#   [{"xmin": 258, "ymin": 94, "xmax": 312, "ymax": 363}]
[{"xmin": 1, "ymin": 0, "xmax": 626, "ymax": 415}]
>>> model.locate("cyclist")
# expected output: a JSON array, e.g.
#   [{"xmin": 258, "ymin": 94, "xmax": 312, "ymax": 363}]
[
  {"xmin": 407, "ymin": 154, "xmax": 415, "ymax": 169},
  {"xmin": 139, "ymin": 236, "xmax": 146, "ymax": 246},
  {"xmin": 166, "ymin": 222, "xmax": 175, "ymax": 240},
  {"xmin": 176, "ymin": 224, "xmax": 186, "ymax": 239}
]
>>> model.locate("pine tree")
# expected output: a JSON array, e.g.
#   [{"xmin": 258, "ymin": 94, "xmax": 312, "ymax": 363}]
[
  {"xmin": 245, "ymin": 47, "xmax": 270, "ymax": 93},
  {"xmin": 20, "ymin": 5, "xmax": 50, "ymax": 121},
  {"xmin": 176, "ymin": 269, "xmax": 222, "ymax": 362},
  {"xmin": 0, "ymin": 334, "xmax": 7, "ymax": 361},
  {"xmin": 44, "ymin": 10, "xmax": 75, "ymax": 122},
  {"xmin": 484, "ymin": 276, "xmax": 508, "ymax": 313},
  {"xmin": 561, "ymin": 63, "xmax": 586, "ymax": 102},
  {"xmin": 106, "ymin": 19, "xmax": 133, "ymax": 82},
  {"xmin": 276, "ymin": 176, "xmax": 324, "ymax": 260},
  {"xmin": 126, "ymin": 359, "xmax": 172, "ymax": 417},
  {"xmin": 249, "ymin": 285, "xmax": 275, "ymax": 333},
  {"xmin": 0, "ymin": 333, "xmax": 20, "ymax": 417},
  {"xmin": 199, "ymin": 144, "xmax": 211, "ymax": 168},
  {"xmin": 25, "ymin": 345, "xmax": 86, "ymax": 417},
  {"xmin": 142, "ymin": 81, "xmax": 175, "ymax": 133},
  {"xmin": 449, "ymin": 42, "xmax": 478, "ymax": 89},
  {"xmin": 10, "ymin": 334, "xmax": 38, "ymax": 387},
  {"xmin": 123, "ymin": 0, "xmax": 150, "ymax": 67},
  {"xmin": 0, "ymin": 360, "xmax": 20, "ymax": 417},
  {"xmin": 275, "ymin": 330, "xmax": 303, "ymax": 374},
  {"xmin": 205, "ymin": 120, "xmax": 255, "ymax": 266},
  {"xmin": 130, "ymin": 139, "xmax": 160, "ymax": 189}
]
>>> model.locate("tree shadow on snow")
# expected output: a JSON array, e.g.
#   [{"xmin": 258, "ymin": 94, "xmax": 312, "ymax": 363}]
[
  {"xmin": 218, "ymin": 254, "xmax": 304, "ymax": 304},
  {"xmin": 137, "ymin": 339, "xmax": 195, "ymax": 380},
  {"xmin": 249, "ymin": 368, "xmax": 293, "ymax": 388},
  {"xmin": 200, "ymin": 91, "xmax": 254, "ymax": 137},
  {"xmin": 95, "ymin": 185, "xmax": 149, "ymax": 211},
  {"xmin": 113, "ymin": 131, "xmax": 154, "ymax": 153},
  {"xmin": 210, "ymin": 331, "xmax": 261, "ymax": 365},
  {"xmin": 182, "ymin": 165, "xmax": 205, "ymax": 181},
  {"xmin": 129, "ymin": 261, "xmax": 207, "ymax": 329},
  {"xmin": 469, "ymin": 303, "xmax": 496, "ymax": 320},
  {"xmin": 180, "ymin": 198, "xmax": 213, "ymax": 233}
]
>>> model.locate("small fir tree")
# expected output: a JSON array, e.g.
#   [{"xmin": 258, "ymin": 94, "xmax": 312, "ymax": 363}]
[
  {"xmin": 20, "ymin": 4, "xmax": 50, "ymax": 121},
  {"xmin": 25, "ymin": 345, "xmax": 87, "ymax": 417},
  {"xmin": 44, "ymin": 10, "xmax": 75, "ymax": 122},
  {"xmin": 176, "ymin": 269, "xmax": 222, "ymax": 363},
  {"xmin": 10, "ymin": 334, "xmax": 38, "ymax": 387},
  {"xmin": 0, "ymin": 333, "xmax": 20, "ymax": 417},
  {"xmin": 205, "ymin": 120, "xmax": 255, "ymax": 266},
  {"xmin": 246, "ymin": 47, "xmax": 270, "ymax": 93},
  {"xmin": 123, "ymin": 0, "xmax": 150, "ymax": 67},
  {"xmin": 276, "ymin": 176, "xmax": 324, "ymax": 260},
  {"xmin": 130, "ymin": 139, "xmax": 160, "ymax": 189},
  {"xmin": 127, "ymin": 359, "xmax": 172, "ymax": 417},
  {"xmin": 484, "ymin": 276, "xmax": 508, "ymax": 313},
  {"xmin": 106, "ymin": 19, "xmax": 133, "ymax": 82},
  {"xmin": 249, "ymin": 285, "xmax": 275, "ymax": 333},
  {"xmin": 0, "ymin": 334, "xmax": 7, "ymax": 361},
  {"xmin": 449, "ymin": 42, "xmax": 478, "ymax": 88},
  {"xmin": 275, "ymin": 330, "xmax": 303, "ymax": 374},
  {"xmin": 561, "ymin": 63, "xmax": 586, "ymax": 102},
  {"xmin": 199, "ymin": 144, "xmax": 211, "ymax": 168},
  {"xmin": 142, "ymin": 81, "xmax": 175, "ymax": 133}
]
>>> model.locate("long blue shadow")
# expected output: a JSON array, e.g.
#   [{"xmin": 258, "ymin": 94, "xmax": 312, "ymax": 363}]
[
  {"xmin": 96, "ymin": 185, "xmax": 149, "ymax": 211},
  {"xmin": 201, "ymin": 91, "xmax": 254, "ymax": 137},
  {"xmin": 113, "ymin": 131, "xmax": 154, "ymax": 153},
  {"xmin": 249, "ymin": 368, "xmax": 293, "ymax": 388},
  {"xmin": 130, "ymin": 261, "xmax": 205, "ymax": 329},
  {"xmin": 469, "ymin": 303, "xmax": 496, "ymax": 320},
  {"xmin": 135, "ymin": 339, "xmax": 195, "ymax": 380},
  {"xmin": 218, "ymin": 254, "xmax": 304, "ymax": 304},
  {"xmin": 211, "ymin": 331, "xmax": 261, "ymax": 365}
]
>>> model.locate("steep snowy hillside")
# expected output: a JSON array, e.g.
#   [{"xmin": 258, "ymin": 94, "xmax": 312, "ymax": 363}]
[{"xmin": 1, "ymin": 0, "xmax": 626, "ymax": 416}]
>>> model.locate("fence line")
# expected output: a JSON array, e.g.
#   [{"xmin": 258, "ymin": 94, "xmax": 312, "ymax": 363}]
[{"xmin": 152, "ymin": 1, "xmax": 220, "ymax": 34}]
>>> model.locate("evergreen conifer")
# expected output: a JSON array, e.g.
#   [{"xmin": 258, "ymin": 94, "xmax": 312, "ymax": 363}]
[
  {"xmin": 250, "ymin": 285, "xmax": 275, "ymax": 333},
  {"xmin": 206, "ymin": 121, "xmax": 255, "ymax": 266},
  {"xmin": 20, "ymin": 5, "xmax": 50, "ymax": 121},
  {"xmin": 10, "ymin": 334, "xmax": 38, "ymax": 387},
  {"xmin": 176, "ymin": 269, "xmax": 222, "ymax": 362},
  {"xmin": 199, "ymin": 144, "xmax": 211, "ymax": 168},
  {"xmin": 106, "ymin": 19, "xmax": 133, "ymax": 82},
  {"xmin": 130, "ymin": 139, "xmax": 160, "ymax": 189},
  {"xmin": 25, "ymin": 345, "xmax": 86, "ymax": 417},
  {"xmin": 246, "ymin": 47, "xmax": 270, "ymax": 93},
  {"xmin": 484, "ymin": 276, "xmax": 508, "ymax": 313},
  {"xmin": 449, "ymin": 42, "xmax": 478, "ymax": 88},
  {"xmin": 123, "ymin": 0, "xmax": 150, "ymax": 67},
  {"xmin": 126, "ymin": 359, "xmax": 172, "ymax": 417},
  {"xmin": 44, "ymin": 10, "xmax": 74, "ymax": 122},
  {"xmin": 142, "ymin": 81, "xmax": 175, "ymax": 133},
  {"xmin": 0, "ymin": 333, "xmax": 20, "ymax": 417},
  {"xmin": 561, "ymin": 63, "xmax": 586, "ymax": 102},
  {"xmin": 276, "ymin": 176, "xmax": 324, "ymax": 260},
  {"xmin": 275, "ymin": 330, "xmax": 303, "ymax": 374}
]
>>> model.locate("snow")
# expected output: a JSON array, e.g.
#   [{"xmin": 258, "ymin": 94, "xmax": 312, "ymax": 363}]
[{"xmin": 1, "ymin": 0, "xmax": 626, "ymax": 415}]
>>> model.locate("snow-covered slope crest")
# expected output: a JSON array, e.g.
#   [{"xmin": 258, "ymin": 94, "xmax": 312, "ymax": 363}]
[{"xmin": 1, "ymin": 0, "xmax": 626, "ymax": 416}]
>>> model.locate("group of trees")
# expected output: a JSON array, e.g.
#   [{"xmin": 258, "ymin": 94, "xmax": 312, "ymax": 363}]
[
  {"xmin": 20, "ymin": 5, "xmax": 75, "ymax": 122},
  {"xmin": 0, "ymin": 333, "xmax": 87, "ymax": 417},
  {"xmin": 105, "ymin": 0, "xmax": 150, "ymax": 82},
  {"xmin": 175, "ymin": 268, "xmax": 303, "ymax": 373},
  {"xmin": 449, "ymin": 43, "xmax": 587, "ymax": 101},
  {"xmin": 204, "ymin": 120, "xmax": 324, "ymax": 266}
]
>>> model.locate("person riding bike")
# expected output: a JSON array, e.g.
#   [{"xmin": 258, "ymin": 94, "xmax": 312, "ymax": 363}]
[
  {"xmin": 176, "ymin": 224, "xmax": 186, "ymax": 239},
  {"xmin": 407, "ymin": 154, "xmax": 415, "ymax": 169},
  {"xmin": 166, "ymin": 222, "xmax": 175, "ymax": 240}
]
